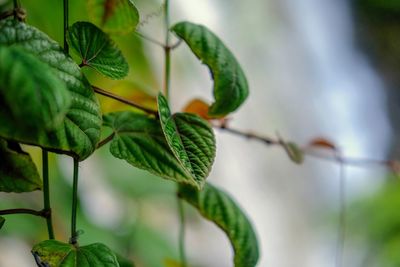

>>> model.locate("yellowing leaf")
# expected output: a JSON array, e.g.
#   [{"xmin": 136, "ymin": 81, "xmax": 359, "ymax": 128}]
[{"xmin": 183, "ymin": 98, "xmax": 211, "ymax": 120}]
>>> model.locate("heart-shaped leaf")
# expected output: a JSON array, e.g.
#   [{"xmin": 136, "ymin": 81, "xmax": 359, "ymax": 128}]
[
  {"xmin": 158, "ymin": 94, "xmax": 216, "ymax": 189},
  {"xmin": 68, "ymin": 21, "xmax": 129, "ymax": 79},
  {"xmin": 179, "ymin": 183, "xmax": 259, "ymax": 267},
  {"xmin": 172, "ymin": 22, "xmax": 249, "ymax": 117},
  {"xmin": 103, "ymin": 111, "xmax": 194, "ymax": 185},
  {"xmin": 0, "ymin": 139, "xmax": 42, "ymax": 193},
  {"xmin": 0, "ymin": 46, "xmax": 70, "ymax": 132},
  {"xmin": 32, "ymin": 240, "xmax": 119, "ymax": 267},
  {"xmin": 0, "ymin": 19, "xmax": 102, "ymax": 160},
  {"xmin": 0, "ymin": 217, "xmax": 5, "ymax": 230},
  {"xmin": 87, "ymin": 0, "xmax": 139, "ymax": 34}
]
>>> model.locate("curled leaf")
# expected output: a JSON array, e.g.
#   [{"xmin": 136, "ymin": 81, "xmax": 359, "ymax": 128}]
[
  {"xmin": 172, "ymin": 22, "xmax": 249, "ymax": 117},
  {"xmin": 179, "ymin": 183, "xmax": 259, "ymax": 267}
]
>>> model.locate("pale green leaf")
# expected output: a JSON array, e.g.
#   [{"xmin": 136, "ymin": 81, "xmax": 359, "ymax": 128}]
[
  {"xmin": 0, "ymin": 19, "xmax": 102, "ymax": 160},
  {"xmin": 284, "ymin": 142, "xmax": 304, "ymax": 164},
  {"xmin": 179, "ymin": 183, "xmax": 259, "ymax": 267},
  {"xmin": 172, "ymin": 22, "xmax": 249, "ymax": 117},
  {"xmin": 88, "ymin": 0, "xmax": 140, "ymax": 34},
  {"xmin": 32, "ymin": 240, "xmax": 119, "ymax": 267},
  {"xmin": 158, "ymin": 94, "xmax": 216, "ymax": 189},
  {"xmin": 0, "ymin": 46, "xmax": 70, "ymax": 132},
  {"xmin": 103, "ymin": 111, "xmax": 194, "ymax": 185},
  {"xmin": 68, "ymin": 21, "xmax": 129, "ymax": 79},
  {"xmin": 0, "ymin": 139, "xmax": 42, "ymax": 193},
  {"xmin": 0, "ymin": 217, "xmax": 5, "ymax": 230}
]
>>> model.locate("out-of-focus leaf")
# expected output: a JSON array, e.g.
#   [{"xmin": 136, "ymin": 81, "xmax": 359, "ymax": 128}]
[
  {"xmin": 158, "ymin": 94, "xmax": 216, "ymax": 189},
  {"xmin": 179, "ymin": 183, "xmax": 259, "ymax": 267},
  {"xmin": 309, "ymin": 137, "xmax": 337, "ymax": 151},
  {"xmin": 68, "ymin": 21, "xmax": 128, "ymax": 79},
  {"xmin": 0, "ymin": 19, "xmax": 102, "ymax": 160},
  {"xmin": 172, "ymin": 22, "xmax": 249, "ymax": 117},
  {"xmin": 99, "ymin": 81, "xmax": 157, "ymax": 113},
  {"xmin": 0, "ymin": 46, "xmax": 70, "ymax": 132},
  {"xmin": 116, "ymin": 254, "xmax": 135, "ymax": 267},
  {"xmin": 183, "ymin": 98, "xmax": 211, "ymax": 120},
  {"xmin": 32, "ymin": 240, "xmax": 119, "ymax": 267},
  {"xmin": 0, "ymin": 139, "xmax": 42, "ymax": 193},
  {"xmin": 103, "ymin": 111, "xmax": 193, "ymax": 185},
  {"xmin": 0, "ymin": 216, "xmax": 5, "ymax": 230},
  {"xmin": 88, "ymin": 0, "xmax": 139, "ymax": 34},
  {"xmin": 163, "ymin": 259, "xmax": 183, "ymax": 267},
  {"xmin": 283, "ymin": 142, "xmax": 304, "ymax": 164}
]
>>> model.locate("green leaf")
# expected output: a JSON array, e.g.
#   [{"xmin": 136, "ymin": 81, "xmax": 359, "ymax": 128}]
[
  {"xmin": 32, "ymin": 240, "xmax": 119, "ymax": 267},
  {"xmin": 68, "ymin": 21, "xmax": 129, "ymax": 79},
  {"xmin": 0, "ymin": 217, "xmax": 5, "ymax": 230},
  {"xmin": 87, "ymin": 0, "xmax": 139, "ymax": 34},
  {"xmin": 0, "ymin": 19, "xmax": 102, "ymax": 160},
  {"xmin": 158, "ymin": 94, "xmax": 216, "ymax": 189},
  {"xmin": 0, "ymin": 46, "xmax": 70, "ymax": 132},
  {"xmin": 0, "ymin": 139, "xmax": 42, "ymax": 193},
  {"xmin": 179, "ymin": 183, "xmax": 259, "ymax": 267},
  {"xmin": 103, "ymin": 111, "xmax": 194, "ymax": 185},
  {"xmin": 171, "ymin": 22, "xmax": 249, "ymax": 117},
  {"xmin": 116, "ymin": 254, "xmax": 135, "ymax": 267}
]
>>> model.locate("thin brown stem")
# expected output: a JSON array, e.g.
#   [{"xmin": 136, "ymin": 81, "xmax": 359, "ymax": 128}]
[
  {"xmin": 97, "ymin": 133, "xmax": 115, "ymax": 149},
  {"xmin": 0, "ymin": 208, "xmax": 49, "ymax": 218},
  {"xmin": 92, "ymin": 86, "xmax": 158, "ymax": 116},
  {"xmin": 215, "ymin": 125, "xmax": 392, "ymax": 170}
]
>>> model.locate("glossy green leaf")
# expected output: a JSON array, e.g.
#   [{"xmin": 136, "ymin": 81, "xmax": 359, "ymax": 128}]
[
  {"xmin": 103, "ymin": 111, "xmax": 194, "ymax": 185},
  {"xmin": 179, "ymin": 183, "xmax": 259, "ymax": 267},
  {"xmin": 68, "ymin": 21, "xmax": 129, "ymax": 79},
  {"xmin": 87, "ymin": 0, "xmax": 139, "ymax": 34},
  {"xmin": 0, "ymin": 139, "xmax": 42, "ymax": 193},
  {"xmin": 0, "ymin": 19, "xmax": 102, "ymax": 160},
  {"xmin": 172, "ymin": 22, "xmax": 249, "ymax": 117},
  {"xmin": 0, "ymin": 46, "xmax": 70, "ymax": 132},
  {"xmin": 0, "ymin": 217, "xmax": 5, "ymax": 230},
  {"xmin": 32, "ymin": 240, "xmax": 119, "ymax": 267},
  {"xmin": 158, "ymin": 94, "xmax": 216, "ymax": 189}
]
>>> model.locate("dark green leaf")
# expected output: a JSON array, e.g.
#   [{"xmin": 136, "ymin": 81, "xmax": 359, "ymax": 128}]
[
  {"xmin": 68, "ymin": 21, "xmax": 129, "ymax": 79},
  {"xmin": 32, "ymin": 240, "xmax": 119, "ymax": 267},
  {"xmin": 0, "ymin": 46, "xmax": 70, "ymax": 132},
  {"xmin": 0, "ymin": 217, "xmax": 5, "ymax": 230},
  {"xmin": 0, "ymin": 139, "xmax": 42, "ymax": 193},
  {"xmin": 179, "ymin": 183, "xmax": 259, "ymax": 267},
  {"xmin": 103, "ymin": 111, "xmax": 193, "ymax": 185},
  {"xmin": 0, "ymin": 19, "xmax": 102, "ymax": 160},
  {"xmin": 172, "ymin": 22, "xmax": 249, "ymax": 117},
  {"xmin": 87, "ymin": 0, "xmax": 140, "ymax": 34},
  {"xmin": 158, "ymin": 94, "xmax": 216, "ymax": 189}
]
